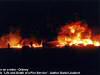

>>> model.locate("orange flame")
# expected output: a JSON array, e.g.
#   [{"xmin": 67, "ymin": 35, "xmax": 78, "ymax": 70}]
[
  {"xmin": 0, "ymin": 21, "xmax": 99, "ymax": 49},
  {"xmin": 32, "ymin": 41, "xmax": 43, "ymax": 48},
  {"xmin": 0, "ymin": 31, "xmax": 43, "ymax": 48},
  {"xmin": 55, "ymin": 21, "xmax": 100, "ymax": 47},
  {"xmin": 8, "ymin": 31, "xmax": 22, "ymax": 48}
]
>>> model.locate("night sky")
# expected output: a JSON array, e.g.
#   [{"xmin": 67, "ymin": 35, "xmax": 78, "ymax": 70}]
[{"xmin": 0, "ymin": 0, "xmax": 99, "ymax": 40}]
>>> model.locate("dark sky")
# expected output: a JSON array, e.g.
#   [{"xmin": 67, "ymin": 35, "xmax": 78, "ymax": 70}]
[{"xmin": 0, "ymin": 0, "xmax": 99, "ymax": 39}]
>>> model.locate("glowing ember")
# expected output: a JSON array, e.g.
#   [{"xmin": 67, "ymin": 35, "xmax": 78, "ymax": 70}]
[
  {"xmin": 10, "ymin": 44, "xmax": 22, "ymax": 48},
  {"xmin": 32, "ymin": 42, "xmax": 43, "ymax": 48},
  {"xmin": 55, "ymin": 21, "xmax": 100, "ymax": 47}
]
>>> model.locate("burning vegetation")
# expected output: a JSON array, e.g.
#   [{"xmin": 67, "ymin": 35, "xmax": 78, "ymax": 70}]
[{"xmin": 0, "ymin": 21, "xmax": 99, "ymax": 48}]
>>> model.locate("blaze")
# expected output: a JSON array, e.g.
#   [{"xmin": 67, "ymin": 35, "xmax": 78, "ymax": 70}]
[
  {"xmin": 0, "ymin": 21, "xmax": 99, "ymax": 49},
  {"xmin": 55, "ymin": 21, "xmax": 100, "ymax": 47},
  {"xmin": 8, "ymin": 31, "xmax": 22, "ymax": 48},
  {"xmin": 0, "ymin": 31, "xmax": 43, "ymax": 48}
]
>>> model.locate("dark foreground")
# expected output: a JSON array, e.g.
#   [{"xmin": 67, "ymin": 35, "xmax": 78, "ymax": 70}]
[{"xmin": 0, "ymin": 47, "xmax": 99, "ymax": 75}]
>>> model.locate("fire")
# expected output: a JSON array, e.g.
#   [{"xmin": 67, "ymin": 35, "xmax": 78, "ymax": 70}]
[
  {"xmin": 0, "ymin": 31, "xmax": 43, "ymax": 48},
  {"xmin": 8, "ymin": 31, "xmax": 22, "ymax": 48},
  {"xmin": 0, "ymin": 21, "xmax": 99, "ymax": 49},
  {"xmin": 55, "ymin": 21, "xmax": 100, "ymax": 47},
  {"xmin": 32, "ymin": 41, "xmax": 43, "ymax": 48}
]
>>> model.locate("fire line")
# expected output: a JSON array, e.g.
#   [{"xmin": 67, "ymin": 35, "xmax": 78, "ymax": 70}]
[{"xmin": 0, "ymin": 21, "xmax": 99, "ymax": 48}]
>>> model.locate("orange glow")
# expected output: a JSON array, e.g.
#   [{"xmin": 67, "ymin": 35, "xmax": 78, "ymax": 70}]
[
  {"xmin": 0, "ymin": 31, "xmax": 43, "ymax": 48},
  {"xmin": 0, "ymin": 21, "xmax": 99, "ymax": 49},
  {"xmin": 54, "ymin": 21, "xmax": 100, "ymax": 47},
  {"xmin": 10, "ymin": 44, "xmax": 22, "ymax": 48},
  {"xmin": 8, "ymin": 31, "xmax": 22, "ymax": 48},
  {"xmin": 32, "ymin": 41, "xmax": 43, "ymax": 48}
]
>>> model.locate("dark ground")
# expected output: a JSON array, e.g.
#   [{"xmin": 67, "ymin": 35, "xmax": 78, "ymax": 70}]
[{"xmin": 0, "ymin": 47, "xmax": 99, "ymax": 75}]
